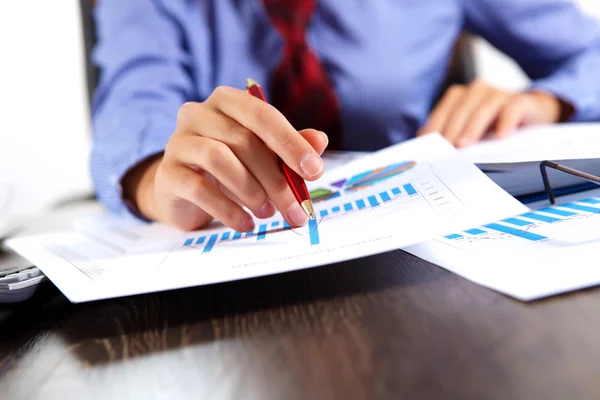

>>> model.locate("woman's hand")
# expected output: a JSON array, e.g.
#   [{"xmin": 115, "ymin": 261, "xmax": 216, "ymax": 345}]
[
  {"xmin": 122, "ymin": 86, "xmax": 329, "ymax": 232},
  {"xmin": 418, "ymin": 79, "xmax": 570, "ymax": 147}
]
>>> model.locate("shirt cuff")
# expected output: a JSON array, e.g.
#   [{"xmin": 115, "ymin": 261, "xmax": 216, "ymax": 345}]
[
  {"xmin": 529, "ymin": 74, "xmax": 597, "ymax": 123},
  {"xmin": 92, "ymin": 115, "xmax": 175, "ymax": 222}
]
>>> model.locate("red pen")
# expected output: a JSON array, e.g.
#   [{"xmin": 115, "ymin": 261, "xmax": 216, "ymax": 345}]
[{"xmin": 245, "ymin": 78, "xmax": 316, "ymax": 220}]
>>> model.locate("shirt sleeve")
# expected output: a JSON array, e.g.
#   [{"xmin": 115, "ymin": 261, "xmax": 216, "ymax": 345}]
[
  {"xmin": 463, "ymin": 0, "xmax": 600, "ymax": 122},
  {"xmin": 90, "ymin": 0, "xmax": 195, "ymax": 217}
]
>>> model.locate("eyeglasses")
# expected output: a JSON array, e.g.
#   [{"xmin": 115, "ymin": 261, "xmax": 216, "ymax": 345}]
[{"xmin": 540, "ymin": 161, "xmax": 600, "ymax": 204}]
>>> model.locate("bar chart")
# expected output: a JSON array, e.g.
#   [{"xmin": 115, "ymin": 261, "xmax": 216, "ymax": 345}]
[
  {"xmin": 183, "ymin": 182, "xmax": 422, "ymax": 254},
  {"xmin": 442, "ymin": 196, "xmax": 600, "ymax": 245}
]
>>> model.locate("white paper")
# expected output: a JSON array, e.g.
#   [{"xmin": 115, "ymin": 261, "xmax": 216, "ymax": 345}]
[
  {"xmin": 7, "ymin": 134, "xmax": 526, "ymax": 302},
  {"xmin": 404, "ymin": 188, "xmax": 600, "ymax": 301},
  {"xmin": 459, "ymin": 123, "xmax": 600, "ymax": 165}
]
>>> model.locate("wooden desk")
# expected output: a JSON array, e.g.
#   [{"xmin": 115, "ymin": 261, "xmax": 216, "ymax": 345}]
[{"xmin": 1, "ymin": 250, "xmax": 599, "ymax": 399}]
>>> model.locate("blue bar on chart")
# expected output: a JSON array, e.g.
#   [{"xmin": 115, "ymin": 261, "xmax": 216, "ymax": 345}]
[
  {"xmin": 502, "ymin": 218, "xmax": 533, "ymax": 227},
  {"xmin": 320, "ymin": 210, "xmax": 329, "ymax": 218},
  {"xmin": 580, "ymin": 198, "xmax": 600, "ymax": 205},
  {"xmin": 445, "ymin": 234, "xmax": 463, "ymax": 239},
  {"xmin": 184, "ymin": 238, "xmax": 194, "ymax": 246},
  {"xmin": 368, "ymin": 195, "xmax": 379, "ymax": 207},
  {"xmin": 538, "ymin": 207, "xmax": 577, "ymax": 217},
  {"xmin": 257, "ymin": 224, "xmax": 268, "ymax": 241},
  {"xmin": 271, "ymin": 221, "xmax": 280, "ymax": 228},
  {"xmin": 380, "ymin": 192, "xmax": 391, "ymax": 202},
  {"xmin": 344, "ymin": 203, "xmax": 353, "ymax": 212},
  {"xmin": 484, "ymin": 223, "xmax": 547, "ymax": 241},
  {"xmin": 232, "ymin": 232, "xmax": 243, "ymax": 240},
  {"xmin": 203, "ymin": 234, "xmax": 219, "ymax": 253},
  {"xmin": 308, "ymin": 218, "xmax": 320, "ymax": 245},
  {"xmin": 283, "ymin": 221, "xmax": 291, "ymax": 229},
  {"xmin": 465, "ymin": 228, "xmax": 486, "ymax": 235},
  {"xmin": 195, "ymin": 236, "xmax": 206, "ymax": 245},
  {"xmin": 332, "ymin": 206, "xmax": 341, "ymax": 213},
  {"xmin": 244, "ymin": 231, "xmax": 254, "ymax": 237},
  {"xmin": 521, "ymin": 212, "xmax": 560, "ymax": 223},
  {"xmin": 560, "ymin": 203, "xmax": 600, "ymax": 214},
  {"xmin": 356, "ymin": 199, "xmax": 366, "ymax": 209},
  {"xmin": 221, "ymin": 232, "xmax": 231, "ymax": 241},
  {"xmin": 391, "ymin": 187, "xmax": 401, "ymax": 195},
  {"xmin": 403, "ymin": 184, "xmax": 417, "ymax": 196}
]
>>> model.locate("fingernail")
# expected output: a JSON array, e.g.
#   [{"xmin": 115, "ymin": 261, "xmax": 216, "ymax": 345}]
[
  {"xmin": 257, "ymin": 200, "xmax": 276, "ymax": 218},
  {"xmin": 240, "ymin": 214, "xmax": 256, "ymax": 233},
  {"xmin": 287, "ymin": 202, "xmax": 308, "ymax": 227},
  {"xmin": 300, "ymin": 153, "xmax": 323, "ymax": 178},
  {"xmin": 320, "ymin": 131, "xmax": 329, "ymax": 147}
]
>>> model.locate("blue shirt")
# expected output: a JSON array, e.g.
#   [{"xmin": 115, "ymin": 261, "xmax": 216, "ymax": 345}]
[{"xmin": 91, "ymin": 0, "xmax": 600, "ymax": 216}]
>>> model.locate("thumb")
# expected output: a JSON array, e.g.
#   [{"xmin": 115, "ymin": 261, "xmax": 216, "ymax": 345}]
[{"xmin": 298, "ymin": 129, "xmax": 329, "ymax": 155}]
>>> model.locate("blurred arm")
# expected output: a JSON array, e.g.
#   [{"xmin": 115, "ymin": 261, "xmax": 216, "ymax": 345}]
[
  {"xmin": 90, "ymin": 0, "xmax": 195, "ymax": 215},
  {"xmin": 464, "ymin": 0, "xmax": 600, "ymax": 121}
]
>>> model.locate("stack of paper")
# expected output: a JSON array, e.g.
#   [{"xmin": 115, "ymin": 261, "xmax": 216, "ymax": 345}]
[
  {"xmin": 7, "ymin": 134, "xmax": 526, "ymax": 302},
  {"xmin": 459, "ymin": 123, "xmax": 600, "ymax": 196},
  {"xmin": 404, "ymin": 188, "xmax": 600, "ymax": 300}
]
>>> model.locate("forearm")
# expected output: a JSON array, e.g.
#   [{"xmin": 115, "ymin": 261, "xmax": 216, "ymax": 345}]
[
  {"xmin": 465, "ymin": 0, "xmax": 600, "ymax": 122},
  {"xmin": 91, "ymin": 0, "xmax": 194, "ymax": 217},
  {"xmin": 529, "ymin": 46, "xmax": 600, "ymax": 122},
  {"xmin": 121, "ymin": 154, "xmax": 162, "ymax": 221}
]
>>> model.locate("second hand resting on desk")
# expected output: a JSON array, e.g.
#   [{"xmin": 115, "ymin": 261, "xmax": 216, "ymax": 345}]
[{"xmin": 245, "ymin": 78, "xmax": 316, "ymax": 220}]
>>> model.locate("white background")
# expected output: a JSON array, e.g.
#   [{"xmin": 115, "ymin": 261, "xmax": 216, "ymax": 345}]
[
  {"xmin": 0, "ymin": 0, "xmax": 598, "ymax": 220},
  {"xmin": 0, "ymin": 0, "xmax": 92, "ymax": 220}
]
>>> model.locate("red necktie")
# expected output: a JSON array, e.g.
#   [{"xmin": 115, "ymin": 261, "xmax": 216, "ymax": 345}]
[{"xmin": 262, "ymin": 0, "xmax": 343, "ymax": 150}]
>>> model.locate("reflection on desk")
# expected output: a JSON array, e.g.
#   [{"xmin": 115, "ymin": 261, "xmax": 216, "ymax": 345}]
[{"xmin": 2, "ymin": 250, "xmax": 600, "ymax": 399}]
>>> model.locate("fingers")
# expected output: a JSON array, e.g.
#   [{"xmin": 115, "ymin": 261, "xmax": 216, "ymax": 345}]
[
  {"xmin": 169, "ymin": 135, "xmax": 277, "ymax": 220},
  {"xmin": 495, "ymin": 96, "xmax": 528, "ymax": 138},
  {"xmin": 456, "ymin": 91, "xmax": 510, "ymax": 147},
  {"xmin": 418, "ymin": 84, "xmax": 465, "ymax": 136},
  {"xmin": 190, "ymin": 114, "xmax": 309, "ymax": 227},
  {"xmin": 420, "ymin": 80, "xmax": 517, "ymax": 147},
  {"xmin": 299, "ymin": 129, "xmax": 329, "ymax": 155},
  {"xmin": 203, "ymin": 87, "xmax": 325, "ymax": 181},
  {"xmin": 168, "ymin": 90, "xmax": 328, "ymax": 230},
  {"xmin": 441, "ymin": 81, "xmax": 495, "ymax": 144},
  {"xmin": 170, "ymin": 116, "xmax": 309, "ymax": 227},
  {"xmin": 167, "ymin": 163, "xmax": 256, "ymax": 233}
]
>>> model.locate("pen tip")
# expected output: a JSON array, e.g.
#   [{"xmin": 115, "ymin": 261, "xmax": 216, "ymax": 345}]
[
  {"xmin": 301, "ymin": 200, "xmax": 316, "ymax": 220},
  {"xmin": 245, "ymin": 77, "xmax": 259, "ymax": 89}
]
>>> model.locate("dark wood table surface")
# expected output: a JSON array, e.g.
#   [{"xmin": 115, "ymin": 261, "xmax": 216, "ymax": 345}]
[{"xmin": 1, "ymin": 249, "xmax": 599, "ymax": 400}]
